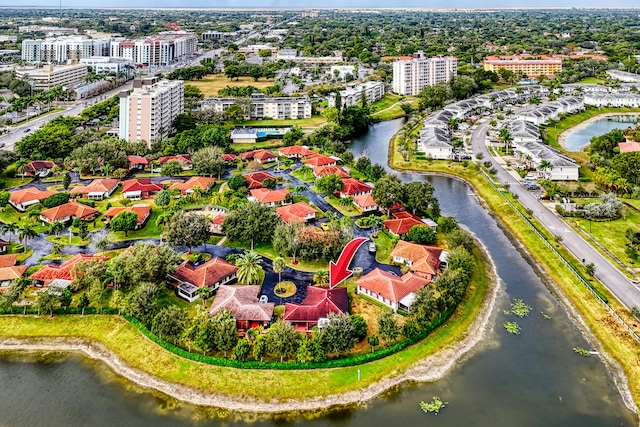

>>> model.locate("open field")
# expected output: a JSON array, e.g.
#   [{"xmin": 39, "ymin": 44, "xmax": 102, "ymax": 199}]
[
  {"xmin": 186, "ymin": 75, "xmax": 276, "ymax": 97},
  {"xmin": 237, "ymin": 115, "xmax": 327, "ymax": 129}
]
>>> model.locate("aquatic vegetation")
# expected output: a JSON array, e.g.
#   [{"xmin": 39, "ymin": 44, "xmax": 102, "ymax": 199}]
[
  {"xmin": 573, "ymin": 347, "xmax": 590, "ymax": 357},
  {"xmin": 420, "ymin": 396, "xmax": 447, "ymax": 414},
  {"xmin": 510, "ymin": 299, "xmax": 532, "ymax": 317},
  {"xmin": 503, "ymin": 321, "xmax": 521, "ymax": 335},
  {"xmin": 540, "ymin": 311, "xmax": 551, "ymax": 319}
]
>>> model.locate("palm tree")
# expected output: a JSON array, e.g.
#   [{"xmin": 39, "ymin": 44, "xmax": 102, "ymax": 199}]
[
  {"xmin": 313, "ymin": 269, "xmax": 329, "ymax": 287},
  {"xmin": 273, "ymin": 256, "xmax": 286, "ymax": 283},
  {"xmin": 18, "ymin": 224, "xmax": 36, "ymax": 253},
  {"xmin": 102, "ymin": 163, "xmax": 114, "ymax": 178},
  {"xmin": 191, "ymin": 186, "xmax": 204, "ymax": 207},
  {"xmin": 498, "ymin": 127, "xmax": 513, "ymax": 155},
  {"xmin": 1, "ymin": 221, "xmax": 18, "ymax": 242},
  {"xmin": 15, "ymin": 159, "xmax": 29, "ymax": 183},
  {"xmin": 538, "ymin": 160, "xmax": 552, "ymax": 177},
  {"xmin": 48, "ymin": 221, "xmax": 65, "ymax": 236},
  {"xmin": 51, "ymin": 243, "xmax": 63, "ymax": 256},
  {"xmin": 235, "ymin": 251, "xmax": 263, "ymax": 285}
]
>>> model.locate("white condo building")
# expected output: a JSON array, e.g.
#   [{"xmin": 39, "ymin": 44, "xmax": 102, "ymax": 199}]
[
  {"xmin": 119, "ymin": 78, "xmax": 184, "ymax": 145},
  {"xmin": 22, "ymin": 36, "xmax": 110, "ymax": 64},
  {"xmin": 392, "ymin": 52, "xmax": 457, "ymax": 96},
  {"xmin": 110, "ymin": 32, "xmax": 197, "ymax": 66}
]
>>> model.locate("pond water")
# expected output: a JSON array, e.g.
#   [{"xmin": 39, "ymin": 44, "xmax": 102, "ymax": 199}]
[
  {"xmin": 563, "ymin": 115, "xmax": 639, "ymax": 152},
  {"xmin": 0, "ymin": 119, "xmax": 636, "ymax": 426}
]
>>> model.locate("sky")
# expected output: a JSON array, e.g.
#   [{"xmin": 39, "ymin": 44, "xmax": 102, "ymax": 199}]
[{"xmin": 1, "ymin": 0, "xmax": 640, "ymax": 8}]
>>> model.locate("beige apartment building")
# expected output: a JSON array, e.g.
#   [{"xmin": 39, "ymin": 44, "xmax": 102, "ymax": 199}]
[
  {"xmin": 119, "ymin": 78, "xmax": 184, "ymax": 146},
  {"xmin": 15, "ymin": 63, "xmax": 88, "ymax": 91},
  {"xmin": 483, "ymin": 55, "xmax": 563, "ymax": 77}
]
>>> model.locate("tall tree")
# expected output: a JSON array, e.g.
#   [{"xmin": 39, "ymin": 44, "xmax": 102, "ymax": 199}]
[
  {"xmin": 152, "ymin": 306, "xmax": 187, "ymax": 344},
  {"xmin": 222, "ymin": 202, "xmax": 280, "ymax": 250},
  {"xmin": 109, "ymin": 210, "xmax": 139, "ymax": 237},
  {"xmin": 264, "ymin": 321, "xmax": 300, "ymax": 362},
  {"xmin": 372, "ymin": 174, "xmax": 403, "ymax": 215},
  {"xmin": 211, "ymin": 309, "xmax": 238, "ymax": 357},
  {"xmin": 402, "ymin": 181, "xmax": 440, "ymax": 218},
  {"xmin": 165, "ymin": 211, "xmax": 210, "ymax": 252},
  {"xmin": 192, "ymin": 146, "xmax": 226, "ymax": 178},
  {"xmin": 316, "ymin": 174, "xmax": 344, "ymax": 195},
  {"xmin": 235, "ymin": 251, "xmax": 264, "ymax": 285}
]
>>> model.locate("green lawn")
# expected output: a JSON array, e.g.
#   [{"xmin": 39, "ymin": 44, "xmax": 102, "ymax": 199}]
[
  {"xmin": 236, "ymin": 115, "xmax": 327, "ymax": 129},
  {"xmin": 291, "ymin": 168, "xmax": 315, "ymax": 183},
  {"xmin": 369, "ymin": 93, "xmax": 403, "ymax": 113},
  {"xmin": 324, "ymin": 195, "xmax": 360, "ymax": 217},
  {"xmin": 373, "ymin": 230, "xmax": 397, "ymax": 264},
  {"xmin": 46, "ymin": 235, "xmax": 91, "ymax": 246},
  {"xmin": 230, "ymin": 140, "xmax": 285, "ymax": 153},
  {"xmin": 109, "ymin": 208, "xmax": 163, "ymax": 241},
  {"xmin": 224, "ymin": 239, "xmax": 328, "ymax": 273},
  {"xmin": 576, "ymin": 77, "xmax": 605, "ymax": 84}
]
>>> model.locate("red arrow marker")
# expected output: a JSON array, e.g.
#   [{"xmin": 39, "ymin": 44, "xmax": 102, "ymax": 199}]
[{"xmin": 329, "ymin": 237, "xmax": 368, "ymax": 288}]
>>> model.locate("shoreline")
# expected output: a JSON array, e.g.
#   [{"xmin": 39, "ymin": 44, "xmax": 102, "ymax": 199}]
[
  {"xmin": 0, "ymin": 245, "xmax": 500, "ymax": 413},
  {"xmin": 557, "ymin": 112, "xmax": 639, "ymax": 150}
]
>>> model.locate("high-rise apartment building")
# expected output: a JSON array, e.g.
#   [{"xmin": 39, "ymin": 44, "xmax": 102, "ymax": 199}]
[
  {"xmin": 392, "ymin": 52, "xmax": 457, "ymax": 96},
  {"xmin": 119, "ymin": 78, "xmax": 184, "ymax": 146},
  {"xmin": 110, "ymin": 32, "xmax": 197, "ymax": 66},
  {"xmin": 22, "ymin": 36, "xmax": 110, "ymax": 64}
]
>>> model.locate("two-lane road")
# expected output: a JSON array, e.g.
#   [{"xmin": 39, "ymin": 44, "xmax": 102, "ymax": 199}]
[{"xmin": 471, "ymin": 121, "xmax": 640, "ymax": 310}]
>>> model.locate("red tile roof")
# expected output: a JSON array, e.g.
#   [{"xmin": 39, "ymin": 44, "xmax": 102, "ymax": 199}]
[
  {"xmin": 312, "ymin": 165, "xmax": 350, "ymax": 179},
  {"xmin": 209, "ymin": 285, "xmax": 274, "ymax": 321},
  {"xmin": 122, "ymin": 178, "xmax": 163, "ymax": 194},
  {"xmin": 104, "ymin": 205, "xmax": 151, "ymax": 224},
  {"xmin": 0, "ymin": 265, "xmax": 27, "ymax": 282},
  {"xmin": 383, "ymin": 217, "xmax": 423, "ymax": 236},
  {"xmin": 278, "ymin": 145, "xmax": 315, "ymax": 157},
  {"xmin": 158, "ymin": 154, "xmax": 192, "ymax": 165},
  {"xmin": 24, "ymin": 160, "xmax": 57, "ymax": 176},
  {"xmin": 390, "ymin": 240, "xmax": 443, "ymax": 277},
  {"xmin": 223, "ymin": 153, "xmax": 237, "ymax": 162},
  {"xmin": 619, "ymin": 142, "xmax": 640, "ymax": 153},
  {"xmin": 276, "ymin": 201, "xmax": 316, "ymax": 224},
  {"xmin": 340, "ymin": 178, "xmax": 373, "ymax": 196},
  {"xmin": 40, "ymin": 201, "xmax": 99, "ymax": 223},
  {"xmin": 30, "ymin": 254, "xmax": 105, "ymax": 283},
  {"xmin": 10, "ymin": 187, "xmax": 57, "ymax": 206},
  {"xmin": 69, "ymin": 178, "xmax": 119, "ymax": 196},
  {"xmin": 168, "ymin": 176, "xmax": 215, "ymax": 194},
  {"xmin": 353, "ymin": 194, "xmax": 377, "ymax": 210},
  {"xmin": 249, "ymin": 188, "xmax": 290, "ymax": 204},
  {"xmin": 355, "ymin": 268, "xmax": 430, "ymax": 304},
  {"xmin": 0, "ymin": 254, "xmax": 18, "ymax": 268},
  {"xmin": 127, "ymin": 155, "xmax": 151, "ymax": 166},
  {"xmin": 303, "ymin": 153, "xmax": 337, "ymax": 167},
  {"xmin": 171, "ymin": 257, "xmax": 238, "ymax": 288},
  {"xmin": 240, "ymin": 149, "xmax": 277, "ymax": 162},
  {"xmin": 243, "ymin": 171, "xmax": 275, "ymax": 189},
  {"xmin": 283, "ymin": 286, "xmax": 348, "ymax": 323}
]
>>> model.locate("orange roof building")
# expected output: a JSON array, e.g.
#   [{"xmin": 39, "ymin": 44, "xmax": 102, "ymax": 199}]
[
  {"xmin": 24, "ymin": 160, "xmax": 57, "ymax": 177},
  {"xmin": 283, "ymin": 286, "xmax": 348, "ymax": 332},
  {"xmin": 248, "ymin": 188, "xmax": 290, "ymax": 206},
  {"xmin": 122, "ymin": 178, "xmax": 163, "ymax": 199},
  {"xmin": 40, "ymin": 201, "xmax": 99, "ymax": 224},
  {"xmin": 303, "ymin": 153, "xmax": 338, "ymax": 167},
  {"xmin": 390, "ymin": 240, "xmax": 447, "ymax": 280},
  {"xmin": 104, "ymin": 205, "xmax": 152, "ymax": 228},
  {"xmin": 383, "ymin": 217, "xmax": 423, "ymax": 236},
  {"xmin": 170, "ymin": 257, "xmax": 238, "ymax": 292},
  {"xmin": 276, "ymin": 201, "xmax": 316, "ymax": 224},
  {"xmin": 619, "ymin": 142, "xmax": 640, "ymax": 153},
  {"xmin": 127, "ymin": 155, "xmax": 152, "ymax": 171},
  {"xmin": 240, "ymin": 149, "xmax": 277, "ymax": 163},
  {"xmin": 355, "ymin": 268, "xmax": 431, "ymax": 312},
  {"xmin": 278, "ymin": 145, "xmax": 315, "ymax": 159},
  {"xmin": 312, "ymin": 165, "xmax": 350, "ymax": 179},
  {"xmin": 30, "ymin": 254, "xmax": 105, "ymax": 286},
  {"xmin": 168, "ymin": 176, "xmax": 216, "ymax": 195},
  {"xmin": 339, "ymin": 178, "xmax": 373, "ymax": 198},
  {"xmin": 158, "ymin": 154, "xmax": 192, "ymax": 169},
  {"xmin": 69, "ymin": 178, "xmax": 119, "ymax": 200},
  {"xmin": 353, "ymin": 194, "xmax": 378, "ymax": 212},
  {"xmin": 243, "ymin": 171, "xmax": 275, "ymax": 189},
  {"xmin": 209, "ymin": 285, "xmax": 274, "ymax": 330},
  {"xmin": 9, "ymin": 187, "xmax": 57, "ymax": 211}
]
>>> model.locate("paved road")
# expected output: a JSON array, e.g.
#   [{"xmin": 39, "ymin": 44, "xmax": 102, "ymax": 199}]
[{"xmin": 471, "ymin": 120, "xmax": 640, "ymax": 310}]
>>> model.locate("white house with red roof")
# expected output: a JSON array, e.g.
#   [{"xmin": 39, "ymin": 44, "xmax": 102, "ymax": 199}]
[
  {"xmin": 248, "ymin": 188, "xmax": 290, "ymax": 207},
  {"xmin": 158, "ymin": 154, "xmax": 192, "ymax": 170},
  {"xmin": 390, "ymin": 240, "xmax": 448, "ymax": 281},
  {"xmin": 69, "ymin": 178, "xmax": 119, "ymax": 200},
  {"xmin": 283, "ymin": 286, "xmax": 348, "ymax": 332},
  {"xmin": 355, "ymin": 268, "xmax": 431, "ymax": 312},
  {"xmin": 40, "ymin": 201, "xmax": 99, "ymax": 225},
  {"xmin": 24, "ymin": 161, "xmax": 57, "ymax": 177},
  {"xmin": 30, "ymin": 254, "xmax": 106, "ymax": 287},
  {"xmin": 168, "ymin": 176, "xmax": 216, "ymax": 196},
  {"xmin": 169, "ymin": 257, "xmax": 239, "ymax": 302},
  {"xmin": 223, "ymin": 153, "xmax": 237, "ymax": 164},
  {"xmin": 9, "ymin": 187, "xmax": 57, "ymax": 211},
  {"xmin": 278, "ymin": 145, "xmax": 315, "ymax": 159},
  {"xmin": 243, "ymin": 171, "xmax": 275, "ymax": 189},
  {"xmin": 339, "ymin": 178, "xmax": 373, "ymax": 198},
  {"xmin": 312, "ymin": 165, "xmax": 350, "ymax": 179},
  {"xmin": 240, "ymin": 149, "xmax": 278, "ymax": 164},
  {"xmin": 276, "ymin": 201, "xmax": 316, "ymax": 224},
  {"xmin": 303, "ymin": 153, "xmax": 338, "ymax": 167},
  {"xmin": 103, "ymin": 204, "xmax": 152, "ymax": 229},
  {"xmin": 353, "ymin": 194, "xmax": 378, "ymax": 212},
  {"xmin": 383, "ymin": 211, "xmax": 437, "ymax": 237},
  {"xmin": 122, "ymin": 178, "xmax": 163, "ymax": 200},
  {"xmin": 127, "ymin": 156, "xmax": 152, "ymax": 171}
]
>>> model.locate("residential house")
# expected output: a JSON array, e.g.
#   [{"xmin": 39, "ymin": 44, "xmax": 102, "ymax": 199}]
[
  {"xmin": 283, "ymin": 286, "xmax": 348, "ymax": 332},
  {"xmin": 103, "ymin": 204, "xmax": 152, "ymax": 229},
  {"xmin": 223, "ymin": 153, "xmax": 237, "ymax": 164},
  {"xmin": 514, "ymin": 141, "xmax": 579, "ymax": 181},
  {"xmin": 248, "ymin": 188, "xmax": 290, "ymax": 207},
  {"xmin": 0, "ymin": 239, "xmax": 8, "ymax": 254},
  {"xmin": 355, "ymin": 268, "xmax": 431, "ymax": 312},
  {"xmin": 231, "ymin": 128, "xmax": 259, "ymax": 143},
  {"xmin": 240, "ymin": 149, "xmax": 278, "ymax": 164},
  {"xmin": 339, "ymin": 178, "xmax": 373, "ymax": 198},
  {"xmin": 210, "ymin": 211, "xmax": 226, "ymax": 233},
  {"xmin": 40, "ymin": 201, "xmax": 99, "ymax": 225},
  {"xmin": 276, "ymin": 201, "xmax": 316, "ymax": 224},
  {"xmin": 353, "ymin": 194, "xmax": 378, "ymax": 212},
  {"xmin": 9, "ymin": 187, "xmax": 57, "ymax": 211},
  {"xmin": 158, "ymin": 154, "xmax": 192, "ymax": 170},
  {"xmin": 0, "ymin": 254, "xmax": 27, "ymax": 289},
  {"xmin": 303, "ymin": 153, "xmax": 338, "ymax": 167},
  {"xmin": 69, "ymin": 178, "xmax": 119, "ymax": 200},
  {"xmin": 30, "ymin": 254, "xmax": 105, "ymax": 286},
  {"xmin": 168, "ymin": 176, "xmax": 216, "ymax": 196},
  {"xmin": 122, "ymin": 178, "xmax": 163, "ymax": 200},
  {"xmin": 619, "ymin": 142, "xmax": 640, "ymax": 153},
  {"xmin": 390, "ymin": 240, "xmax": 447, "ymax": 280},
  {"xmin": 24, "ymin": 160, "xmax": 58, "ymax": 178},
  {"xmin": 127, "ymin": 155, "xmax": 152, "ymax": 171},
  {"xmin": 508, "ymin": 119, "xmax": 541, "ymax": 144},
  {"xmin": 417, "ymin": 127, "xmax": 453, "ymax": 160},
  {"xmin": 209, "ymin": 285, "xmax": 274, "ymax": 330},
  {"xmin": 278, "ymin": 145, "xmax": 315, "ymax": 159},
  {"xmin": 243, "ymin": 171, "xmax": 275, "ymax": 189},
  {"xmin": 312, "ymin": 165, "xmax": 350, "ymax": 179},
  {"xmin": 169, "ymin": 257, "xmax": 239, "ymax": 302}
]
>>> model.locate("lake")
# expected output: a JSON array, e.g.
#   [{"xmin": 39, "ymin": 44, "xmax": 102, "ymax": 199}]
[{"xmin": 563, "ymin": 115, "xmax": 639, "ymax": 152}]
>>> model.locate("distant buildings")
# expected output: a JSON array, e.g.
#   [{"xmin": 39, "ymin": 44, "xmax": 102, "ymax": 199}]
[
  {"xmin": 327, "ymin": 82, "xmax": 385, "ymax": 108},
  {"xmin": 15, "ymin": 63, "xmax": 88, "ymax": 91},
  {"xmin": 119, "ymin": 78, "xmax": 184, "ymax": 145},
  {"xmin": 201, "ymin": 93, "xmax": 312, "ymax": 120},
  {"xmin": 21, "ymin": 36, "xmax": 110, "ymax": 64},
  {"xmin": 110, "ymin": 32, "xmax": 197, "ymax": 66},
  {"xmin": 79, "ymin": 56, "xmax": 134, "ymax": 79},
  {"xmin": 483, "ymin": 55, "xmax": 562, "ymax": 78},
  {"xmin": 392, "ymin": 51, "xmax": 457, "ymax": 96}
]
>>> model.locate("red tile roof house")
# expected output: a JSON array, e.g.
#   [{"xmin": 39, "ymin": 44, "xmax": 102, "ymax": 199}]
[
  {"xmin": 0, "ymin": 254, "xmax": 27, "ymax": 289},
  {"xmin": 30, "ymin": 254, "xmax": 105, "ymax": 287},
  {"xmin": 9, "ymin": 187, "xmax": 57, "ymax": 212},
  {"xmin": 240, "ymin": 149, "xmax": 278, "ymax": 164},
  {"xmin": 127, "ymin": 155, "xmax": 152, "ymax": 171},
  {"xmin": 312, "ymin": 165, "xmax": 350, "ymax": 179},
  {"xmin": 24, "ymin": 160, "xmax": 58, "ymax": 178},
  {"xmin": 618, "ymin": 142, "xmax": 640, "ymax": 153},
  {"xmin": 353, "ymin": 194, "xmax": 378, "ymax": 213},
  {"xmin": 303, "ymin": 153, "xmax": 338, "ymax": 167},
  {"xmin": 39, "ymin": 201, "xmax": 99, "ymax": 225},
  {"xmin": 168, "ymin": 176, "xmax": 216, "ymax": 196},
  {"xmin": 122, "ymin": 178, "xmax": 163, "ymax": 200},
  {"xmin": 210, "ymin": 212, "xmax": 226, "ymax": 233},
  {"xmin": 103, "ymin": 205, "xmax": 152, "ymax": 229},
  {"xmin": 223, "ymin": 153, "xmax": 237, "ymax": 165},
  {"xmin": 390, "ymin": 240, "xmax": 448, "ymax": 281},
  {"xmin": 355, "ymin": 268, "xmax": 431, "ymax": 312},
  {"xmin": 339, "ymin": 178, "xmax": 373, "ymax": 198},
  {"xmin": 69, "ymin": 178, "xmax": 119, "ymax": 201},
  {"xmin": 283, "ymin": 286, "xmax": 349, "ymax": 333},
  {"xmin": 158, "ymin": 154, "xmax": 193, "ymax": 170},
  {"xmin": 209, "ymin": 285, "xmax": 275, "ymax": 331},
  {"xmin": 243, "ymin": 171, "xmax": 276, "ymax": 189},
  {"xmin": 0, "ymin": 238, "xmax": 8, "ymax": 254},
  {"xmin": 278, "ymin": 145, "xmax": 315, "ymax": 159},
  {"xmin": 248, "ymin": 188, "xmax": 291, "ymax": 207},
  {"xmin": 169, "ymin": 257, "xmax": 239, "ymax": 302},
  {"xmin": 276, "ymin": 201, "xmax": 316, "ymax": 224}
]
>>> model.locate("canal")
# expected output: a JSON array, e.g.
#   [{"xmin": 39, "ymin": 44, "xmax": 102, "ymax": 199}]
[{"xmin": 0, "ymin": 118, "xmax": 636, "ymax": 426}]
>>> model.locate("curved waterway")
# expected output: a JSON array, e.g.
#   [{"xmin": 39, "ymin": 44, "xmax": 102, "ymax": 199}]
[
  {"xmin": 0, "ymin": 118, "xmax": 636, "ymax": 426},
  {"xmin": 563, "ymin": 114, "xmax": 639, "ymax": 152}
]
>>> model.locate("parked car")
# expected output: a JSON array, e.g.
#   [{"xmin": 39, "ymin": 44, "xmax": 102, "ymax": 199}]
[
  {"xmin": 368, "ymin": 242, "xmax": 377, "ymax": 254},
  {"xmin": 23, "ymin": 128, "xmax": 30, "ymax": 133},
  {"xmin": 320, "ymin": 222, "xmax": 331, "ymax": 231}
]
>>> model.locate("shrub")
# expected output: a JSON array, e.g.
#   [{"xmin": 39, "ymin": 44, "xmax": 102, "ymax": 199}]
[
  {"xmin": 76, "ymin": 198, "xmax": 96, "ymax": 207},
  {"xmin": 42, "ymin": 192, "xmax": 70, "ymax": 208}
]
